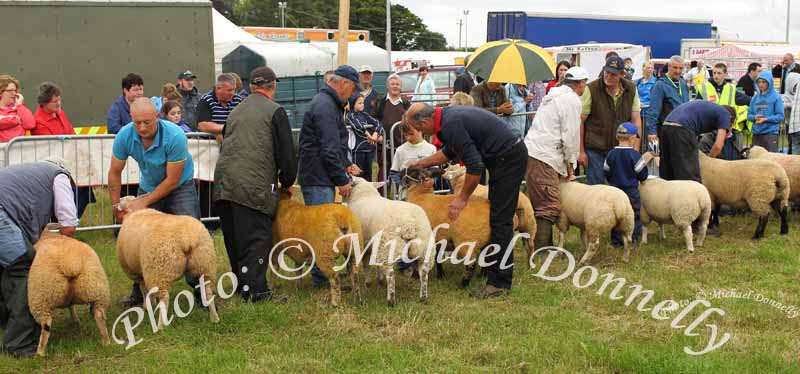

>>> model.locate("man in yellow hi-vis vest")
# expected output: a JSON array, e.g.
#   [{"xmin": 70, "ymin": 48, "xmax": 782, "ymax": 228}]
[{"xmin": 698, "ymin": 63, "xmax": 753, "ymax": 158}]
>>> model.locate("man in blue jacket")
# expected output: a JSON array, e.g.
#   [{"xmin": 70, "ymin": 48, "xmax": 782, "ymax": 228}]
[
  {"xmin": 645, "ymin": 56, "xmax": 690, "ymax": 143},
  {"xmin": 748, "ymin": 70, "xmax": 785, "ymax": 152},
  {"xmin": 107, "ymin": 73, "xmax": 144, "ymax": 134},
  {"xmin": 297, "ymin": 65, "xmax": 361, "ymax": 287}
]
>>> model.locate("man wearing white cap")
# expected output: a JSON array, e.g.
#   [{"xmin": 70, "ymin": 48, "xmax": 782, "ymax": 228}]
[
  {"xmin": 357, "ymin": 65, "xmax": 381, "ymax": 114},
  {"xmin": 524, "ymin": 67, "xmax": 589, "ymax": 250}
]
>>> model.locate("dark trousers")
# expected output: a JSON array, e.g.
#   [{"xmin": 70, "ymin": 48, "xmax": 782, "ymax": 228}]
[
  {"xmin": 612, "ymin": 187, "xmax": 642, "ymax": 245},
  {"xmin": 217, "ymin": 201, "xmax": 273, "ymax": 301},
  {"xmin": 0, "ymin": 247, "xmax": 39, "ymax": 356},
  {"xmin": 197, "ymin": 181, "xmax": 220, "ymax": 231},
  {"xmin": 75, "ymin": 186, "xmax": 96, "ymax": 219},
  {"xmin": 660, "ymin": 125, "xmax": 701, "ymax": 182},
  {"xmin": 484, "ymin": 141, "xmax": 527, "ymax": 289},
  {"xmin": 354, "ymin": 151, "xmax": 375, "ymax": 181}
]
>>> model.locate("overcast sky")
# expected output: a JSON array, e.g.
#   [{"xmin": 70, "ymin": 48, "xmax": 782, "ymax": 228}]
[{"xmin": 395, "ymin": 0, "xmax": 796, "ymax": 48}]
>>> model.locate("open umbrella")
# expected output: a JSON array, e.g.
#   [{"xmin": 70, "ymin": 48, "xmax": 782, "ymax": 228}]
[{"xmin": 466, "ymin": 39, "xmax": 556, "ymax": 85}]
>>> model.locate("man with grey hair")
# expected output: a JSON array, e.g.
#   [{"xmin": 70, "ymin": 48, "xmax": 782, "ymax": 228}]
[
  {"xmin": 373, "ymin": 73, "xmax": 411, "ymax": 186},
  {"xmin": 298, "ymin": 65, "xmax": 362, "ymax": 288},
  {"xmin": 645, "ymin": 55, "xmax": 690, "ymax": 143},
  {"xmin": 214, "ymin": 66, "xmax": 297, "ymax": 303},
  {"xmin": 405, "ymin": 102, "xmax": 527, "ymax": 299},
  {"xmin": 781, "ymin": 53, "xmax": 798, "ymax": 94},
  {"xmin": 197, "ymin": 73, "xmax": 243, "ymax": 138},
  {"xmin": 0, "ymin": 159, "xmax": 78, "ymax": 357}
]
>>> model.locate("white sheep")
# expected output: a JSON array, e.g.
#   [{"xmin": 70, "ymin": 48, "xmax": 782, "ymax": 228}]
[
  {"xmin": 345, "ymin": 176, "xmax": 434, "ymax": 307},
  {"xmin": 699, "ymin": 151, "xmax": 790, "ymax": 239},
  {"xmin": 639, "ymin": 177, "xmax": 712, "ymax": 253},
  {"xmin": 117, "ymin": 197, "xmax": 219, "ymax": 329},
  {"xmin": 28, "ymin": 229, "xmax": 110, "ymax": 357},
  {"xmin": 557, "ymin": 181, "xmax": 635, "ymax": 264},
  {"xmin": 747, "ymin": 145, "xmax": 800, "ymax": 203}
]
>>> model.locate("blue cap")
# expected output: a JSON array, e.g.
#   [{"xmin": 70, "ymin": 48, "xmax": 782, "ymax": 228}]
[
  {"xmin": 604, "ymin": 56, "xmax": 625, "ymax": 75},
  {"xmin": 617, "ymin": 122, "xmax": 638, "ymax": 136},
  {"xmin": 334, "ymin": 65, "xmax": 363, "ymax": 89}
]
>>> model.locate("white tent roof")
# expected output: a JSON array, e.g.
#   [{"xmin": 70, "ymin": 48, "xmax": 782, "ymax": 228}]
[
  {"xmin": 213, "ymin": 8, "xmax": 261, "ymax": 45},
  {"xmin": 310, "ymin": 41, "xmax": 390, "ymax": 72}
]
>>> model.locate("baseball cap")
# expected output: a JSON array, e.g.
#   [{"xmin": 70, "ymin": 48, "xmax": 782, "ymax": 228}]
[
  {"xmin": 334, "ymin": 65, "xmax": 363, "ymax": 89},
  {"xmin": 604, "ymin": 57, "xmax": 625, "ymax": 75},
  {"xmin": 563, "ymin": 67, "xmax": 589, "ymax": 81},
  {"xmin": 177, "ymin": 70, "xmax": 197, "ymax": 80},
  {"xmin": 250, "ymin": 66, "xmax": 280, "ymax": 85},
  {"xmin": 359, "ymin": 65, "xmax": 373, "ymax": 73},
  {"xmin": 616, "ymin": 122, "xmax": 638, "ymax": 136}
]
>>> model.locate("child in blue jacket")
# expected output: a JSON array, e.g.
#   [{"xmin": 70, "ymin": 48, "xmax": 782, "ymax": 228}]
[
  {"xmin": 604, "ymin": 123, "xmax": 649, "ymax": 248},
  {"xmin": 346, "ymin": 94, "xmax": 384, "ymax": 181},
  {"xmin": 748, "ymin": 70, "xmax": 785, "ymax": 152}
]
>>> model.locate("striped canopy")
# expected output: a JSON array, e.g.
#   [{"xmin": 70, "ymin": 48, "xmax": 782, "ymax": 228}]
[{"xmin": 466, "ymin": 39, "xmax": 556, "ymax": 85}]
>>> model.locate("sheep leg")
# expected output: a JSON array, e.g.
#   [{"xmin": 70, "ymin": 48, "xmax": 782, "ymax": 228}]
[
  {"xmin": 383, "ymin": 265, "xmax": 396, "ymax": 307},
  {"xmin": 35, "ymin": 315, "xmax": 52, "ymax": 357},
  {"xmin": 69, "ymin": 305, "xmax": 80, "ymax": 325},
  {"xmin": 695, "ymin": 217, "xmax": 708, "ymax": 247},
  {"xmin": 92, "ymin": 304, "xmax": 110, "ymax": 346},
  {"xmin": 347, "ymin": 257, "xmax": 362, "ymax": 306},
  {"xmin": 772, "ymin": 201, "xmax": 789, "ymax": 235},
  {"xmin": 204, "ymin": 280, "xmax": 220, "ymax": 323},
  {"xmin": 416, "ymin": 242, "xmax": 433, "ymax": 304},
  {"xmin": 622, "ymin": 234, "xmax": 631, "ymax": 263},
  {"xmin": 682, "ymin": 225, "xmax": 695, "ymax": 253},
  {"xmin": 659, "ymin": 224, "xmax": 666, "ymax": 240},
  {"xmin": 752, "ymin": 215, "xmax": 769, "ymax": 240},
  {"xmin": 578, "ymin": 234, "xmax": 599, "ymax": 265},
  {"xmin": 557, "ymin": 230, "xmax": 566, "ymax": 248},
  {"xmin": 641, "ymin": 225, "xmax": 648, "ymax": 245}
]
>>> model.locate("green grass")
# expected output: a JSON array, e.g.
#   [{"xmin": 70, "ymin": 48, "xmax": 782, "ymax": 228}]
[{"xmin": 2, "ymin": 213, "xmax": 799, "ymax": 373}]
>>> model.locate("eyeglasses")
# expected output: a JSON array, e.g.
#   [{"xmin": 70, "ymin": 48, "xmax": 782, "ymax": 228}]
[{"xmin": 3, "ymin": 89, "xmax": 17, "ymax": 94}]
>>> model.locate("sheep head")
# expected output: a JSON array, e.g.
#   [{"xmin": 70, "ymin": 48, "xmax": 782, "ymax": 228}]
[
  {"xmin": 348, "ymin": 176, "xmax": 385, "ymax": 201},
  {"xmin": 400, "ymin": 168, "xmax": 440, "ymax": 192},
  {"xmin": 746, "ymin": 146, "xmax": 767, "ymax": 159}
]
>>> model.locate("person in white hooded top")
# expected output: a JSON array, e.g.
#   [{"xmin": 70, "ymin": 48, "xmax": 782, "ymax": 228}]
[{"xmin": 523, "ymin": 66, "xmax": 589, "ymax": 250}]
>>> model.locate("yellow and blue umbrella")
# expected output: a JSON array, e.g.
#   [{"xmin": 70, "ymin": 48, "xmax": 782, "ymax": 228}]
[{"xmin": 466, "ymin": 39, "xmax": 556, "ymax": 85}]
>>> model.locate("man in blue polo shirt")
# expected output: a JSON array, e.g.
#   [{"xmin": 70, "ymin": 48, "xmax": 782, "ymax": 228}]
[{"xmin": 107, "ymin": 97, "xmax": 198, "ymax": 306}]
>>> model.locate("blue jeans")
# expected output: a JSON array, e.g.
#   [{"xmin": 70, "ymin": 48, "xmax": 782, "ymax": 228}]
[
  {"xmin": 790, "ymin": 132, "xmax": 800, "ymax": 155},
  {"xmin": 141, "ymin": 180, "xmax": 200, "ymax": 219},
  {"xmin": 0, "ymin": 209, "xmax": 26, "ymax": 268},
  {"xmin": 301, "ymin": 186, "xmax": 336, "ymax": 286},
  {"xmin": 585, "ymin": 149, "xmax": 608, "ymax": 185}
]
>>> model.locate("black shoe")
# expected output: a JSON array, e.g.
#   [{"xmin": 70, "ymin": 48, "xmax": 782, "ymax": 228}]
[
  {"xmin": 118, "ymin": 296, "xmax": 143, "ymax": 308},
  {"xmin": 245, "ymin": 291, "xmax": 288, "ymax": 304},
  {"xmin": 470, "ymin": 285, "xmax": 509, "ymax": 299}
]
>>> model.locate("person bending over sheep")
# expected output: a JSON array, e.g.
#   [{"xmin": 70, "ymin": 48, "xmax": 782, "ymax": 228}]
[
  {"xmin": 107, "ymin": 97, "xmax": 200, "ymax": 307},
  {"xmin": 603, "ymin": 123, "xmax": 650, "ymax": 247},
  {"xmin": 0, "ymin": 159, "xmax": 79, "ymax": 357}
]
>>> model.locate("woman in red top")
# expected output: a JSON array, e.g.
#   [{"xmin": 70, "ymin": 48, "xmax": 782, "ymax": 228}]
[
  {"xmin": 545, "ymin": 60, "xmax": 573, "ymax": 94},
  {"xmin": 0, "ymin": 75, "xmax": 35, "ymax": 142},
  {"xmin": 32, "ymin": 82, "xmax": 75, "ymax": 135}
]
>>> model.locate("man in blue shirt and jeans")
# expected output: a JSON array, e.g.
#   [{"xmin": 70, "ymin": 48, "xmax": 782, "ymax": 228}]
[{"xmin": 108, "ymin": 98, "xmax": 199, "ymax": 306}]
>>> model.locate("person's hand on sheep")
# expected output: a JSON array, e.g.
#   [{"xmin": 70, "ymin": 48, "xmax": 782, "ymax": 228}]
[
  {"xmin": 338, "ymin": 182, "xmax": 352, "ymax": 197},
  {"xmin": 448, "ymin": 196, "xmax": 468, "ymax": 221},
  {"xmin": 347, "ymin": 164, "xmax": 362, "ymax": 176},
  {"xmin": 113, "ymin": 205, "xmax": 127, "ymax": 223},
  {"xmin": 578, "ymin": 151, "xmax": 588, "ymax": 168},
  {"xmin": 123, "ymin": 198, "xmax": 151, "ymax": 214}
]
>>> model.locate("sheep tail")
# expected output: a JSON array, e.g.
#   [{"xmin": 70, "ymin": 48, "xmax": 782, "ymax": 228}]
[
  {"xmin": 397, "ymin": 221, "xmax": 418, "ymax": 242},
  {"xmin": 335, "ymin": 210, "xmax": 364, "ymax": 255},
  {"xmin": 58, "ymin": 254, "xmax": 84, "ymax": 280},
  {"xmin": 775, "ymin": 171, "xmax": 791, "ymax": 206}
]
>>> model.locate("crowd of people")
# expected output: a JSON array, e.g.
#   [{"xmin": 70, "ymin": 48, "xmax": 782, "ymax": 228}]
[{"xmin": 0, "ymin": 49, "xmax": 799, "ymax": 356}]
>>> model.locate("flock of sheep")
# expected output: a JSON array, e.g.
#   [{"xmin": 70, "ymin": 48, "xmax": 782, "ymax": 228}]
[{"xmin": 24, "ymin": 146, "xmax": 798, "ymax": 357}]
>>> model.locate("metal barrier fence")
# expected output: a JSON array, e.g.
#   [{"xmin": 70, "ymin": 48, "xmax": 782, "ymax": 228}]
[{"xmin": 0, "ymin": 133, "xmax": 221, "ymax": 232}]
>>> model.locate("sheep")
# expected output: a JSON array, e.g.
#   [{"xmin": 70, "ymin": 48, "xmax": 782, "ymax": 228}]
[
  {"xmin": 698, "ymin": 151, "xmax": 790, "ymax": 239},
  {"xmin": 117, "ymin": 196, "xmax": 219, "ymax": 329},
  {"xmin": 271, "ymin": 189, "xmax": 363, "ymax": 307},
  {"xmin": 442, "ymin": 164, "xmax": 536, "ymax": 267},
  {"xmin": 556, "ymin": 181, "xmax": 635, "ymax": 264},
  {"xmin": 747, "ymin": 145, "xmax": 800, "ymax": 203},
  {"xmin": 401, "ymin": 168, "xmax": 520, "ymax": 288},
  {"xmin": 28, "ymin": 228, "xmax": 110, "ymax": 357},
  {"xmin": 345, "ymin": 176, "xmax": 434, "ymax": 307},
  {"xmin": 639, "ymin": 177, "xmax": 712, "ymax": 253}
]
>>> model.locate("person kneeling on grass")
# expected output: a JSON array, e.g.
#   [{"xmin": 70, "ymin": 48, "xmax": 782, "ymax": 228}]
[{"xmin": 603, "ymin": 123, "xmax": 649, "ymax": 248}]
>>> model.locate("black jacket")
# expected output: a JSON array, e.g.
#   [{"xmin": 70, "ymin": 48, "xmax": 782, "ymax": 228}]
[{"xmin": 297, "ymin": 85, "xmax": 351, "ymax": 187}]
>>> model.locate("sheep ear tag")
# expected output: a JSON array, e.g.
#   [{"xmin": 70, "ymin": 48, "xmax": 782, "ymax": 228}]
[{"xmin": 371, "ymin": 181, "xmax": 386, "ymax": 190}]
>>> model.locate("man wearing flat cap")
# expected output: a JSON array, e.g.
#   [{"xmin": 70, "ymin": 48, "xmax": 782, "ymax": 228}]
[{"xmin": 214, "ymin": 66, "xmax": 297, "ymax": 303}]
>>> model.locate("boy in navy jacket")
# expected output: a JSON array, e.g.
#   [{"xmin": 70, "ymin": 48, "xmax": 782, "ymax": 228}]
[{"xmin": 604, "ymin": 123, "xmax": 650, "ymax": 247}]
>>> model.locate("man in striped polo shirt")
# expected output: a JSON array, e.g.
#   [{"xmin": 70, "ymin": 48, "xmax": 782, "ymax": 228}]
[{"xmin": 197, "ymin": 73, "xmax": 243, "ymax": 141}]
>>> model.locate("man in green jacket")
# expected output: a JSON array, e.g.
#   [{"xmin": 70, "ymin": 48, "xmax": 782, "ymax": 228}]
[{"xmin": 213, "ymin": 67, "xmax": 298, "ymax": 303}]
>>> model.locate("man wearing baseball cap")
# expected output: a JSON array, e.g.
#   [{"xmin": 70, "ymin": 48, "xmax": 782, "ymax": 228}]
[
  {"xmin": 297, "ymin": 65, "xmax": 361, "ymax": 288},
  {"xmin": 603, "ymin": 122, "xmax": 650, "ymax": 255},
  {"xmin": 524, "ymin": 66, "xmax": 588, "ymax": 251},
  {"xmin": 356, "ymin": 65, "xmax": 381, "ymax": 114},
  {"xmin": 579, "ymin": 56, "xmax": 643, "ymax": 185},
  {"xmin": 214, "ymin": 66, "xmax": 297, "ymax": 303},
  {"xmin": 176, "ymin": 70, "xmax": 200, "ymax": 130}
]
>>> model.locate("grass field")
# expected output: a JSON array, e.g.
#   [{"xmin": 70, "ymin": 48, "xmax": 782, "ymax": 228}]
[{"xmin": 1, "ymin": 211, "xmax": 798, "ymax": 373}]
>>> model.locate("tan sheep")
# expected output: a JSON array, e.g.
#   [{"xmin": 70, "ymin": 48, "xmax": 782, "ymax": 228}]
[
  {"xmin": 699, "ymin": 151, "xmax": 789, "ymax": 239},
  {"xmin": 117, "ymin": 197, "xmax": 219, "ymax": 329},
  {"xmin": 639, "ymin": 177, "xmax": 712, "ymax": 253},
  {"xmin": 403, "ymin": 168, "xmax": 519, "ymax": 288},
  {"xmin": 442, "ymin": 164, "xmax": 536, "ymax": 267},
  {"xmin": 557, "ymin": 181, "xmax": 635, "ymax": 264},
  {"xmin": 747, "ymin": 145, "xmax": 800, "ymax": 203},
  {"xmin": 28, "ymin": 229, "xmax": 110, "ymax": 357},
  {"xmin": 272, "ymin": 189, "xmax": 363, "ymax": 307}
]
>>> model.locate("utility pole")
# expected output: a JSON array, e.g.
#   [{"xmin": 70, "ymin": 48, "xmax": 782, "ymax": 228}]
[
  {"xmin": 386, "ymin": 0, "xmax": 392, "ymax": 72},
  {"xmin": 463, "ymin": 9, "xmax": 470, "ymax": 51},
  {"xmin": 337, "ymin": 0, "xmax": 350, "ymax": 65},
  {"xmin": 457, "ymin": 19, "xmax": 463, "ymax": 49},
  {"xmin": 278, "ymin": 2, "xmax": 287, "ymax": 28},
  {"xmin": 786, "ymin": 0, "xmax": 792, "ymax": 43}
]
